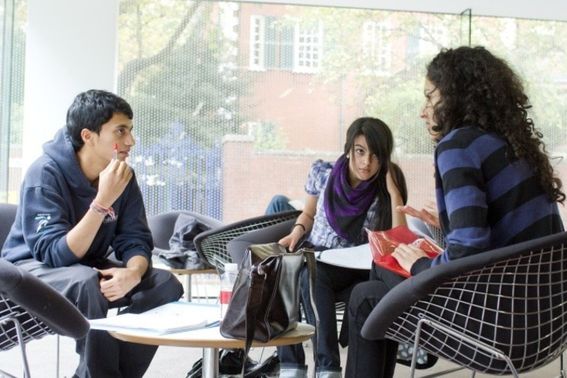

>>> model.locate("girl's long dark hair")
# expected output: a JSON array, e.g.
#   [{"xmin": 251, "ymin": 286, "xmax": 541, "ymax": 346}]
[
  {"xmin": 427, "ymin": 46, "xmax": 564, "ymax": 203},
  {"xmin": 343, "ymin": 117, "xmax": 408, "ymax": 232}
]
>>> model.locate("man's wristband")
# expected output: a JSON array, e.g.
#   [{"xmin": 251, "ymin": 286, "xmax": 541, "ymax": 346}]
[
  {"xmin": 90, "ymin": 201, "xmax": 116, "ymax": 220},
  {"xmin": 292, "ymin": 223, "xmax": 306, "ymax": 233}
]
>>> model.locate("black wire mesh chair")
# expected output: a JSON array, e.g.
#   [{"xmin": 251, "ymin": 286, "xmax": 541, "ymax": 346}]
[
  {"xmin": 361, "ymin": 231, "xmax": 567, "ymax": 378},
  {"xmin": 0, "ymin": 203, "xmax": 89, "ymax": 377},
  {"xmin": 193, "ymin": 210, "xmax": 301, "ymax": 273},
  {"xmin": 0, "ymin": 259, "xmax": 90, "ymax": 378}
]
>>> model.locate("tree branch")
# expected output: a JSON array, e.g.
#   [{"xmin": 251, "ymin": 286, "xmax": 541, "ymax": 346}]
[{"xmin": 118, "ymin": 1, "xmax": 202, "ymax": 94}]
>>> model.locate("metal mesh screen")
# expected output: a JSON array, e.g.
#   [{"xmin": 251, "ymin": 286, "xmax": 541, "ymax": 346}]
[
  {"xmin": 112, "ymin": 2, "xmax": 567, "ymax": 225},
  {"xmin": 194, "ymin": 210, "xmax": 300, "ymax": 272}
]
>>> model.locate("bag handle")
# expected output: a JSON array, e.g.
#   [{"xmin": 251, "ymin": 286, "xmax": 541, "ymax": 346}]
[
  {"xmin": 241, "ymin": 260, "xmax": 271, "ymax": 376},
  {"xmin": 303, "ymin": 249, "xmax": 319, "ymax": 377},
  {"xmin": 237, "ymin": 245, "xmax": 281, "ymax": 376}
]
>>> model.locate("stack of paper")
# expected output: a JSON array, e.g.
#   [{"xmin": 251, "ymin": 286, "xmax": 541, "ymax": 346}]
[
  {"xmin": 89, "ymin": 301, "xmax": 220, "ymax": 335},
  {"xmin": 315, "ymin": 244, "xmax": 372, "ymax": 270}
]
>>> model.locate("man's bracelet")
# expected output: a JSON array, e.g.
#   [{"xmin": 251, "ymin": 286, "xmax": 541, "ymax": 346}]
[
  {"xmin": 90, "ymin": 201, "xmax": 116, "ymax": 220},
  {"xmin": 292, "ymin": 223, "xmax": 306, "ymax": 233}
]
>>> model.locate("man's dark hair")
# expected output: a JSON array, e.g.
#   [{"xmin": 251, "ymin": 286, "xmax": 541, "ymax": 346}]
[{"xmin": 65, "ymin": 89, "xmax": 133, "ymax": 150}]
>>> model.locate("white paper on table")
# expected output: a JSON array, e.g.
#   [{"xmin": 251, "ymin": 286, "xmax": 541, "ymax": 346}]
[
  {"xmin": 315, "ymin": 243, "xmax": 372, "ymax": 270},
  {"xmin": 89, "ymin": 301, "xmax": 220, "ymax": 335}
]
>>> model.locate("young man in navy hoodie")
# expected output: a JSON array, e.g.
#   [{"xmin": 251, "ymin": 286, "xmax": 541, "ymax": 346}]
[{"xmin": 1, "ymin": 89, "xmax": 183, "ymax": 377}]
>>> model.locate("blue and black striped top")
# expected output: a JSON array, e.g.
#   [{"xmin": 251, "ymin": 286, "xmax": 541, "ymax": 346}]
[{"xmin": 412, "ymin": 126, "xmax": 564, "ymax": 274}]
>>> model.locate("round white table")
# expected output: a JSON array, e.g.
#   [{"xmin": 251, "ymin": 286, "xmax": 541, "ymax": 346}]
[{"xmin": 111, "ymin": 323, "xmax": 315, "ymax": 378}]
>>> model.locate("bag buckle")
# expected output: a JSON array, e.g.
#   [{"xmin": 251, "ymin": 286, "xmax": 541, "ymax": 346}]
[
  {"xmin": 257, "ymin": 265, "xmax": 268, "ymax": 278},
  {"xmin": 251, "ymin": 265, "xmax": 267, "ymax": 279}
]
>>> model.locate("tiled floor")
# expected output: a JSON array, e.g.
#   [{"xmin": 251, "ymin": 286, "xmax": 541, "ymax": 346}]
[
  {"xmin": 1, "ymin": 333, "xmax": 564, "ymax": 378},
  {"xmin": 1, "ymin": 274, "xmax": 564, "ymax": 377}
]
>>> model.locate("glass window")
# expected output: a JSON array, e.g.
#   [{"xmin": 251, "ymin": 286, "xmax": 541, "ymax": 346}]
[
  {"xmin": 108, "ymin": 1, "xmax": 567, "ymax": 226},
  {"xmin": 419, "ymin": 18, "xmax": 451, "ymax": 54},
  {"xmin": 362, "ymin": 20, "xmax": 391, "ymax": 73},
  {"xmin": 249, "ymin": 15, "xmax": 265, "ymax": 70},
  {"xmin": 293, "ymin": 21, "xmax": 322, "ymax": 73},
  {"xmin": 250, "ymin": 15, "xmax": 295, "ymax": 71},
  {"xmin": 0, "ymin": 0, "xmax": 26, "ymax": 203}
]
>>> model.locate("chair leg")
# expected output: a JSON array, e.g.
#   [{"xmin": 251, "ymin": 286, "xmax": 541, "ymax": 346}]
[
  {"xmin": 410, "ymin": 319, "xmax": 425, "ymax": 378},
  {"xmin": 558, "ymin": 352, "xmax": 566, "ymax": 378},
  {"xmin": 186, "ymin": 274, "xmax": 192, "ymax": 302},
  {"xmin": 7, "ymin": 317, "xmax": 32, "ymax": 378},
  {"xmin": 56, "ymin": 335, "xmax": 60, "ymax": 378},
  {"xmin": 415, "ymin": 318, "xmax": 520, "ymax": 378}
]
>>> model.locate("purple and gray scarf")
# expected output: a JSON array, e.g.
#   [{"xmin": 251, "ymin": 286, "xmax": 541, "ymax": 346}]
[{"xmin": 324, "ymin": 154, "xmax": 379, "ymax": 243}]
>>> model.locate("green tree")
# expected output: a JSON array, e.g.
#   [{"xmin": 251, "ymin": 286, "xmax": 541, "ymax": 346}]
[
  {"xmin": 117, "ymin": 0, "xmax": 245, "ymax": 147},
  {"xmin": 471, "ymin": 17, "xmax": 567, "ymax": 151},
  {"xmin": 116, "ymin": 0, "xmax": 248, "ymax": 215},
  {"xmin": 286, "ymin": 8, "xmax": 567, "ymax": 154},
  {"xmin": 287, "ymin": 8, "xmax": 462, "ymax": 153}
]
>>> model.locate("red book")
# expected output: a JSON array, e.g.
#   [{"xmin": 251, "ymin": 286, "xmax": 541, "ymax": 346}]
[{"xmin": 367, "ymin": 225, "xmax": 442, "ymax": 278}]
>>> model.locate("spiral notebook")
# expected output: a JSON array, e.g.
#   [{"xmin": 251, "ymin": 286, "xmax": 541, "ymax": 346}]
[
  {"xmin": 315, "ymin": 244, "xmax": 372, "ymax": 270},
  {"xmin": 89, "ymin": 301, "xmax": 219, "ymax": 335}
]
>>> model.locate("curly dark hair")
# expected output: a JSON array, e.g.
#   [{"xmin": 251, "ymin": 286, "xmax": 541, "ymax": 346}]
[{"xmin": 427, "ymin": 46, "xmax": 564, "ymax": 203}]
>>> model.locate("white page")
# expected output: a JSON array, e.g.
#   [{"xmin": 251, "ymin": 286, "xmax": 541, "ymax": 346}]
[
  {"xmin": 89, "ymin": 302, "xmax": 220, "ymax": 335},
  {"xmin": 315, "ymin": 244, "xmax": 372, "ymax": 270}
]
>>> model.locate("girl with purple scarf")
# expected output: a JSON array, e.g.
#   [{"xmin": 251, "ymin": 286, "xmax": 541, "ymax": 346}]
[{"xmin": 277, "ymin": 117, "xmax": 408, "ymax": 378}]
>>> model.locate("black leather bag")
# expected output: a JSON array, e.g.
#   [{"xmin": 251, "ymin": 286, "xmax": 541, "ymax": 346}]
[{"xmin": 219, "ymin": 243, "xmax": 318, "ymax": 359}]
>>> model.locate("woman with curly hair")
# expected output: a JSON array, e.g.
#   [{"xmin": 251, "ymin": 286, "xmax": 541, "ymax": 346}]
[{"xmin": 344, "ymin": 46, "xmax": 565, "ymax": 378}]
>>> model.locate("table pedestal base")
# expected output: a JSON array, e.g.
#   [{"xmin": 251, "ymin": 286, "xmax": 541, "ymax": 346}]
[{"xmin": 202, "ymin": 347, "xmax": 219, "ymax": 378}]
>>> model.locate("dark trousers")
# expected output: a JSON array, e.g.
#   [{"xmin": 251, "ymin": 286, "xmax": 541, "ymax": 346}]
[
  {"xmin": 345, "ymin": 265, "xmax": 405, "ymax": 378},
  {"xmin": 281, "ymin": 262, "xmax": 369, "ymax": 373},
  {"xmin": 15, "ymin": 258, "xmax": 184, "ymax": 378}
]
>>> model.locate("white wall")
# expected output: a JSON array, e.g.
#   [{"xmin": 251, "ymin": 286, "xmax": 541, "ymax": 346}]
[
  {"xmin": 22, "ymin": 0, "xmax": 118, "ymax": 171},
  {"xmin": 242, "ymin": 0, "xmax": 567, "ymax": 22}
]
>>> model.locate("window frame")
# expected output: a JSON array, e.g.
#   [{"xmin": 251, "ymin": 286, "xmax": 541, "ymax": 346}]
[
  {"xmin": 292, "ymin": 21, "xmax": 322, "ymax": 73},
  {"xmin": 249, "ymin": 15, "xmax": 266, "ymax": 71}
]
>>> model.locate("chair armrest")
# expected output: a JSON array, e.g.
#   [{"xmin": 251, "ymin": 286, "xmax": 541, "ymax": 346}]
[
  {"xmin": 0, "ymin": 259, "xmax": 89, "ymax": 339},
  {"xmin": 361, "ymin": 231, "xmax": 567, "ymax": 339}
]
